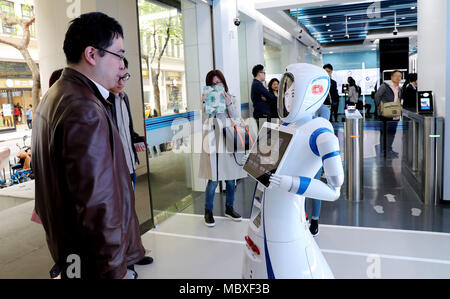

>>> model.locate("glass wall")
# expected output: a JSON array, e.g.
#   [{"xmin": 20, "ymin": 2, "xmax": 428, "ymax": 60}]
[
  {"xmin": 138, "ymin": 0, "xmax": 186, "ymax": 118},
  {"xmin": 137, "ymin": 0, "xmax": 195, "ymax": 224}
]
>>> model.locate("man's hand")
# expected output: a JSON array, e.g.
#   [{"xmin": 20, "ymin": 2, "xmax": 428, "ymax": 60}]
[
  {"xmin": 269, "ymin": 174, "xmax": 293, "ymax": 192},
  {"xmin": 261, "ymin": 96, "xmax": 267, "ymax": 102}
]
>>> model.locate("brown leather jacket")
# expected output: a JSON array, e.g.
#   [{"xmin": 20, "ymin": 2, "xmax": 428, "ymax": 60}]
[{"xmin": 32, "ymin": 68, "xmax": 145, "ymax": 279}]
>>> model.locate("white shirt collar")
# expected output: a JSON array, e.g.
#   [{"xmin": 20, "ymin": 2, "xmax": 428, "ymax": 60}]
[{"xmin": 90, "ymin": 79, "xmax": 110, "ymax": 100}]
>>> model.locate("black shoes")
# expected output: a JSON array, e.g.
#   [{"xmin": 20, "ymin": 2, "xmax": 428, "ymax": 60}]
[
  {"xmin": 136, "ymin": 256, "xmax": 153, "ymax": 265},
  {"xmin": 126, "ymin": 265, "xmax": 138, "ymax": 279},
  {"xmin": 205, "ymin": 207, "xmax": 241, "ymax": 227},
  {"xmin": 205, "ymin": 209, "xmax": 215, "ymax": 227},
  {"xmin": 225, "ymin": 205, "xmax": 242, "ymax": 222},
  {"xmin": 309, "ymin": 219, "xmax": 319, "ymax": 237},
  {"xmin": 387, "ymin": 150, "xmax": 399, "ymax": 159}
]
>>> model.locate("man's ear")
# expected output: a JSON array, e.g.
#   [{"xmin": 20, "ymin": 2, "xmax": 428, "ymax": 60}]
[{"xmin": 84, "ymin": 46, "xmax": 97, "ymax": 66}]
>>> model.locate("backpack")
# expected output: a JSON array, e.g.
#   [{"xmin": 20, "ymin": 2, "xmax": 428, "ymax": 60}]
[{"xmin": 356, "ymin": 85, "xmax": 362, "ymax": 97}]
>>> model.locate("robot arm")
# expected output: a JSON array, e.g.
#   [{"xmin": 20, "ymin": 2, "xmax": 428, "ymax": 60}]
[
  {"xmin": 270, "ymin": 174, "xmax": 341, "ymax": 202},
  {"xmin": 316, "ymin": 131, "xmax": 344, "ymax": 191},
  {"xmin": 269, "ymin": 132, "xmax": 344, "ymax": 202}
]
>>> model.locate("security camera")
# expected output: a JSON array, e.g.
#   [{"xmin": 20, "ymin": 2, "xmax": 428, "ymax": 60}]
[
  {"xmin": 234, "ymin": 17, "xmax": 241, "ymax": 26},
  {"xmin": 393, "ymin": 28, "xmax": 398, "ymax": 35},
  {"xmin": 344, "ymin": 34, "xmax": 350, "ymax": 39}
]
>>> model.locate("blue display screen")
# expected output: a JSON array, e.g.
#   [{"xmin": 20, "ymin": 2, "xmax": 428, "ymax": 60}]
[{"xmin": 420, "ymin": 98, "xmax": 431, "ymax": 110}]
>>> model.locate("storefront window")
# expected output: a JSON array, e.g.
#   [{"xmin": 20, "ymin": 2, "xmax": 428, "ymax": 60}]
[{"xmin": 0, "ymin": 0, "xmax": 17, "ymax": 35}]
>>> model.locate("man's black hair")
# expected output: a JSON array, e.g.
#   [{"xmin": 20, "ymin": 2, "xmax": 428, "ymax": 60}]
[
  {"xmin": 391, "ymin": 70, "xmax": 402, "ymax": 77},
  {"xmin": 323, "ymin": 64, "xmax": 333, "ymax": 71},
  {"xmin": 63, "ymin": 12, "xmax": 124, "ymax": 64},
  {"xmin": 252, "ymin": 64, "xmax": 265, "ymax": 78},
  {"xmin": 123, "ymin": 57, "xmax": 129, "ymax": 69}
]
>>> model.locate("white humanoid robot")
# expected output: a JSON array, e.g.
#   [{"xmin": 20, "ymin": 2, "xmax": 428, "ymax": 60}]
[{"xmin": 242, "ymin": 63, "xmax": 344, "ymax": 279}]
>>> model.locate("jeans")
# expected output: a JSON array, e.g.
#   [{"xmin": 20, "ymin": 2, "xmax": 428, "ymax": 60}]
[
  {"xmin": 330, "ymin": 103, "xmax": 339, "ymax": 122},
  {"xmin": 380, "ymin": 117, "xmax": 399, "ymax": 152},
  {"xmin": 205, "ymin": 180, "xmax": 236, "ymax": 211},
  {"xmin": 305, "ymin": 168, "xmax": 322, "ymax": 220},
  {"xmin": 130, "ymin": 172, "xmax": 136, "ymax": 191}
]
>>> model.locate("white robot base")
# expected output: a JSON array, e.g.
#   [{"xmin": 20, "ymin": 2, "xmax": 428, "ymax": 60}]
[{"xmin": 242, "ymin": 185, "xmax": 334, "ymax": 279}]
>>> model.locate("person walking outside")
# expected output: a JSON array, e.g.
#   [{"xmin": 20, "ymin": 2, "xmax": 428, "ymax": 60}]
[{"xmin": 26, "ymin": 105, "xmax": 32, "ymax": 129}]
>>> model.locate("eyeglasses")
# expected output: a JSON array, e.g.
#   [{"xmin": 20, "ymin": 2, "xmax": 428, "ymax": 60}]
[
  {"xmin": 96, "ymin": 47, "xmax": 125, "ymax": 62},
  {"xmin": 259, "ymin": 71, "xmax": 266, "ymax": 75},
  {"xmin": 119, "ymin": 73, "xmax": 131, "ymax": 82}
]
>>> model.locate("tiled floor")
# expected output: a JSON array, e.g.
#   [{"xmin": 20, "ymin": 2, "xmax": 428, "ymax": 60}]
[{"xmin": 137, "ymin": 213, "xmax": 450, "ymax": 279}]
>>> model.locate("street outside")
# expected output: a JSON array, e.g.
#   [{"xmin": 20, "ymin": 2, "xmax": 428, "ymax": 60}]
[{"xmin": 0, "ymin": 124, "xmax": 32, "ymax": 182}]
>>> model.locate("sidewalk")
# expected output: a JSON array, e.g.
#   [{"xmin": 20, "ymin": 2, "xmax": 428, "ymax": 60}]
[
  {"xmin": 0, "ymin": 125, "xmax": 32, "ymax": 142},
  {"xmin": 0, "ymin": 180, "xmax": 34, "ymax": 212}
]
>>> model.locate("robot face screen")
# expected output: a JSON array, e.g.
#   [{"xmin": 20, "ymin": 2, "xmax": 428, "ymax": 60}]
[{"xmin": 278, "ymin": 72, "xmax": 295, "ymax": 118}]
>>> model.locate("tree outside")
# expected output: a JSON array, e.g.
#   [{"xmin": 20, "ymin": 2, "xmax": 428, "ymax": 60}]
[
  {"xmin": 0, "ymin": 0, "xmax": 40, "ymax": 113},
  {"xmin": 138, "ymin": 0, "xmax": 184, "ymax": 117}
]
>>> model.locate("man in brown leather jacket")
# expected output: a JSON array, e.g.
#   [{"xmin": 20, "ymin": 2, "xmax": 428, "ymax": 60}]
[{"xmin": 32, "ymin": 12, "xmax": 145, "ymax": 279}]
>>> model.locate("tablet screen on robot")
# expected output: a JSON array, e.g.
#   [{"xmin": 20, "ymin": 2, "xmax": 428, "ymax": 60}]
[{"xmin": 243, "ymin": 124, "xmax": 294, "ymax": 188}]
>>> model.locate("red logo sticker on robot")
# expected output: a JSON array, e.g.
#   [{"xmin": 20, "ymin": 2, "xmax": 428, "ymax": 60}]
[{"xmin": 312, "ymin": 85, "xmax": 323, "ymax": 95}]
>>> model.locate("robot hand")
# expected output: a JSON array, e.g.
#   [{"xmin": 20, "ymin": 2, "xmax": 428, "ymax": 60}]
[
  {"xmin": 241, "ymin": 155, "xmax": 248, "ymax": 165},
  {"xmin": 269, "ymin": 174, "xmax": 293, "ymax": 192}
]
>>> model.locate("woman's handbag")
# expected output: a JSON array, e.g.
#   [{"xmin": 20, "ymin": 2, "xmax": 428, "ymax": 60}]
[
  {"xmin": 223, "ymin": 117, "xmax": 255, "ymax": 153},
  {"xmin": 380, "ymin": 101, "xmax": 402, "ymax": 118}
]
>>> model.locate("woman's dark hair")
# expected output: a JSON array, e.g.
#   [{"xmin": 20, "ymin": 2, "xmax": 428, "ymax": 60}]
[
  {"xmin": 205, "ymin": 70, "xmax": 229, "ymax": 93},
  {"xmin": 252, "ymin": 64, "xmax": 264, "ymax": 78},
  {"xmin": 63, "ymin": 12, "xmax": 123, "ymax": 64},
  {"xmin": 268, "ymin": 78, "xmax": 279, "ymax": 93},
  {"xmin": 347, "ymin": 77, "xmax": 356, "ymax": 86},
  {"xmin": 49, "ymin": 69, "xmax": 63, "ymax": 88}
]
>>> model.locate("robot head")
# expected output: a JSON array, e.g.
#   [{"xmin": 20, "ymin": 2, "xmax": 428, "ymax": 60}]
[{"xmin": 278, "ymin": 63, "xmax": 330, "ymax": 123}]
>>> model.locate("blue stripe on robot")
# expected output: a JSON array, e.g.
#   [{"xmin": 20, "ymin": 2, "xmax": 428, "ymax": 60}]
[
  {"xmin": 296, "ymin": 176, "xmax": 311, "ymax": 195},
  {"xmin": 322, "ymin": 151, "xmax": 341, "ymax": 162},
  {"xmin": 309, "ymin": 128, "xmax": 333, "ymax": 156}
]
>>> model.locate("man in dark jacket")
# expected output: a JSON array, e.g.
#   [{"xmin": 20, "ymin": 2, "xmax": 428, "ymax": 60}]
[
  {"xmin": 251, "ymin": 64, "xmax": 277, "ymax": 125},
  {"xmin": 323, "ymin": 64, "xmax": 340, "ymax": 122},
  {"xmin": 32, "ymin": 12, "xmax": 145, "ymax": 279}
]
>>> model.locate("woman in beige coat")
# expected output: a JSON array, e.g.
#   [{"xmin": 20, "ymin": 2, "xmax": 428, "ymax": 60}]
[{"xmin": 199, "ymin": 70, "xmax": 247, "ymax": 227}]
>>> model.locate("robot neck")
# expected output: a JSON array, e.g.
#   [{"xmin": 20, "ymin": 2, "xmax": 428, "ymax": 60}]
[{"xmin": 294, "ymin": 114, "xmax": 313, "ymax": 126}]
